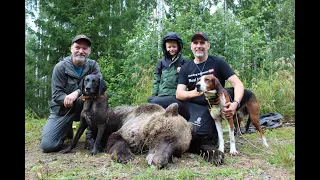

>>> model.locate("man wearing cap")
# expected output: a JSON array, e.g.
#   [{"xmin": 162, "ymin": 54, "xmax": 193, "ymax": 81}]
[
  {"xmin": 40, "ymin": 34, "xmax": 102, "ymax": 153},
  {"xmin": 176, "ymin": 32, "xmax": 245, "ymax": 165}
]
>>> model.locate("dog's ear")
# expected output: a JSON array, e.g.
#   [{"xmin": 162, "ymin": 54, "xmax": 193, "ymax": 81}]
[
  {"xmin": 213, "ymin": 77, "xmax": 224, "ymax": 94},
  {"xmin": 99, "ymin": 78, "xmax": 108, "ymax": 95},
  {"xmin": 79, "ymin": 77, "xmax": 86, "ymax": 94}
]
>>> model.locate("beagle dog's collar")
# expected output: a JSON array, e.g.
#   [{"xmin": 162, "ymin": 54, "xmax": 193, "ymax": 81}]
[{"xmin": 205, "ymin": 93, "xmax": 222, "ymax": 105}]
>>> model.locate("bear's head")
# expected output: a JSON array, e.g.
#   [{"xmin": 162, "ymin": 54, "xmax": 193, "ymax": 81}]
[{"xmin": 144, "ymin": 103, "xmax": 193, "ymax": 169}]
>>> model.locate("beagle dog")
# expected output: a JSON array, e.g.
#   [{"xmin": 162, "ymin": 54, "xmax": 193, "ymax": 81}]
[{"xmin": 195, "ymin": 74, "xmax": 269, "ymax": 155}]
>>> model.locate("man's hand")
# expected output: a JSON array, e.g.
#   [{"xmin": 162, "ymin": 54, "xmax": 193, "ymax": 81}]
[
  {"xmin": 63, "ymin": 90, "xmax": 79, "ymax": 108},
  {"xmin": 189, "ymin": 89, "xmax": 204, "ymax": 99},
  {"xmin": 222, "ymin": 101, "xmax": 238, "ymax": 118}
]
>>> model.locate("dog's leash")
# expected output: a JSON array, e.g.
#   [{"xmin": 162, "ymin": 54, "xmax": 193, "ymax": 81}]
[{"xmin": 205, "ymin": 94, "xmax": 224, "ymax": 116}]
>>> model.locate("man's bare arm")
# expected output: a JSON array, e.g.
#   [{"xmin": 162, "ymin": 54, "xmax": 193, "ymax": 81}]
[{"xmin": 176, "ymin": 84, "xmax": 203, "ymax": 101}]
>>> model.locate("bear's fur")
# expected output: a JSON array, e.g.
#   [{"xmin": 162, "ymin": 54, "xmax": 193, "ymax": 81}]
[{"xmin": 105, "ymin": 103, "xmax": 193, "ymax": 168}]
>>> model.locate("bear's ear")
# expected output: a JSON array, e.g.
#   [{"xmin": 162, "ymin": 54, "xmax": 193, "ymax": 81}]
[{"xmin": 165, "ymin": 103, "xmax": 179, "ymax": 116}]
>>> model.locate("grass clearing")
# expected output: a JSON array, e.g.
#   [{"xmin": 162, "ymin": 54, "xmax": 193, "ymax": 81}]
[{"xmin": 25, "ymin": 116, "xmax": 295, "ymax": 180}]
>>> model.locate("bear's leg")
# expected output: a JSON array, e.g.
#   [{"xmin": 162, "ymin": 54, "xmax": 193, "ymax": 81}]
[{"xmin": 106, "ymin": 132, "xmax": 133, "ymax": 163}]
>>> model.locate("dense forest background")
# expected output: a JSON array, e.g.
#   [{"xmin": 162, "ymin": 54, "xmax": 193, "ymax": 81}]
[{"xmin": 25, "ymin": 0, "xmax": 295, "ymax": 120}]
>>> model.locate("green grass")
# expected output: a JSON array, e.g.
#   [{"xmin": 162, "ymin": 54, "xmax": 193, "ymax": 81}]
[{"xmin": 26, "ymin": 114, "xmax": 295, "ymax": 180}]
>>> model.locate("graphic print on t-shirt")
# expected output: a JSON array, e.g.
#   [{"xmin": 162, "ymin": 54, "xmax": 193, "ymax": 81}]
[{"xmin": 187, "ymin": 68, "xmax": 214, "ymax": 83}]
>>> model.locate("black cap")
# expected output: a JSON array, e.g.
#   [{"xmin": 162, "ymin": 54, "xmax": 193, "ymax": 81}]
[
  {"xmin": 191, "ymin": 32, "xmax": 209, "ymax": 42},
  {"xmin": 72, "ymin": 34, "xmax": 91, "ymax": 46}
]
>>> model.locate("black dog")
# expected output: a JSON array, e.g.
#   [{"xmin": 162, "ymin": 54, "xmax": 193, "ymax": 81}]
[{"xmin": 60, "ymin": 74, "xmax": 113, "ymax": 156}]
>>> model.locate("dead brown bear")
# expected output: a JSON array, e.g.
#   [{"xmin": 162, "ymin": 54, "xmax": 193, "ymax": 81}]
[{"xmin": 106, "ymin": 103, "xmax": 193, "ymax": 168}]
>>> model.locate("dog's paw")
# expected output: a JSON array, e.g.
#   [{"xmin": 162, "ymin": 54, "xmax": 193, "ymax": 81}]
[
  {"xmin": 88, "ymin": 151, "xmax": 98, "ymax": 157},
  {"xmin": 84, "ymin": 138, "xmax": 94, "ymax": 150},
  {"xmin": 88, "ymin": 147, "xmax": 99, "ymax": 156},
  {"xmin": 212, "ymin": 150, "xmax": 225, "ymax": 166},
  {"xmin": 229, "ymin": 150, "xmax": 240, "ymax": 156}
]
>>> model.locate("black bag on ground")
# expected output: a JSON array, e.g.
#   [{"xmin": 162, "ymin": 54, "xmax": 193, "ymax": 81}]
[{"xmin": 240, "ymin": 112, "xmax": 284, "ymax": 133}]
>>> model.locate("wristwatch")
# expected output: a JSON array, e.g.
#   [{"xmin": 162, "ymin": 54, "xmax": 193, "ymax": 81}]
[{"xmin": 233, "ymin": 100, "xmax": 240, "ymax": 108}]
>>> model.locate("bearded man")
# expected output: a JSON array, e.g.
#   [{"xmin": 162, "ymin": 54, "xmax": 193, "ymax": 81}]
[{"xmin": 40, "ymin": 34, "xmax": 102, "ymax": 153}]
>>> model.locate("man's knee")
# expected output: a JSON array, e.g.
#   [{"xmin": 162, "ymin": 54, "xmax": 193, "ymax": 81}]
[
  {"xmin": 39, "ymin": 121, "xmax": 65, "ymax": 153},
  {"xmin": 147, "ymin": 96, "xmax": 165, "ymax": 105},
  {"xmin": 147, "ymin": 96, "xmax": 154, "ymax": 103},
  {"xmin": 40, "ymin": 137, "xmax": 62, "ymax": 153}
]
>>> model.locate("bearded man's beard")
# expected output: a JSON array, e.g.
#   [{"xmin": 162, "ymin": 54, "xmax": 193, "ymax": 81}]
[
  {"xmin": 74, "ymin": 55, "xmax": 86, "ymax": 63},
  {"xmin": 194, "ymin": 52, "xmax": 204, "ymax": 58}
]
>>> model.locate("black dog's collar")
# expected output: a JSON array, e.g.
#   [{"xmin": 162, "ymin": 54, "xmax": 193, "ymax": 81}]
[
  {"xmin": 80, "ymin": 95, "xmax": 96, "ymax": 101},
  {"xmin": 80, "ymin": 91, "xmax": 105, "ymax": 101}
]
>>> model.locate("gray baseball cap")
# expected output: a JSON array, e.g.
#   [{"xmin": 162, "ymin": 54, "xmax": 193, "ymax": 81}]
[{"xmin": 72, "ymin": 34, "xmax": 91, "ymax": 46}]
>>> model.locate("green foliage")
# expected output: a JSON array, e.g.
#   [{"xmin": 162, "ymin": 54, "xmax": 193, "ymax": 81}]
[
  {"xmin": 26, "ymin": 0, "xmax": 295, "ymax": 121},
  {"xmin": 246, "ymin": 65, "xmax": 295, "ymax": 122},
  {"xmin": 98, "ymin": 54, "xmax": 128, "ymax": 107},
  {"xmin": 131, "ymin": 65, "xmax": 154, "ymax": 105},
  {"xmin": 25, "ymin": 109, "xmax": 41, "ymax": 120},
  {"xmin": 25, "ymin": 31, "xmax": 52, "ymax": 117},
  {"xmin": 118, "ymin": 17, "xmax": 159, "ymax": 105}
]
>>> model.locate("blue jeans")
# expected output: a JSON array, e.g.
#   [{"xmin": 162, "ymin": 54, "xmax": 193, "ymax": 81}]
[{"xmin": 40, "ymin": 100, "xmax": 83, "ymax": 152}]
